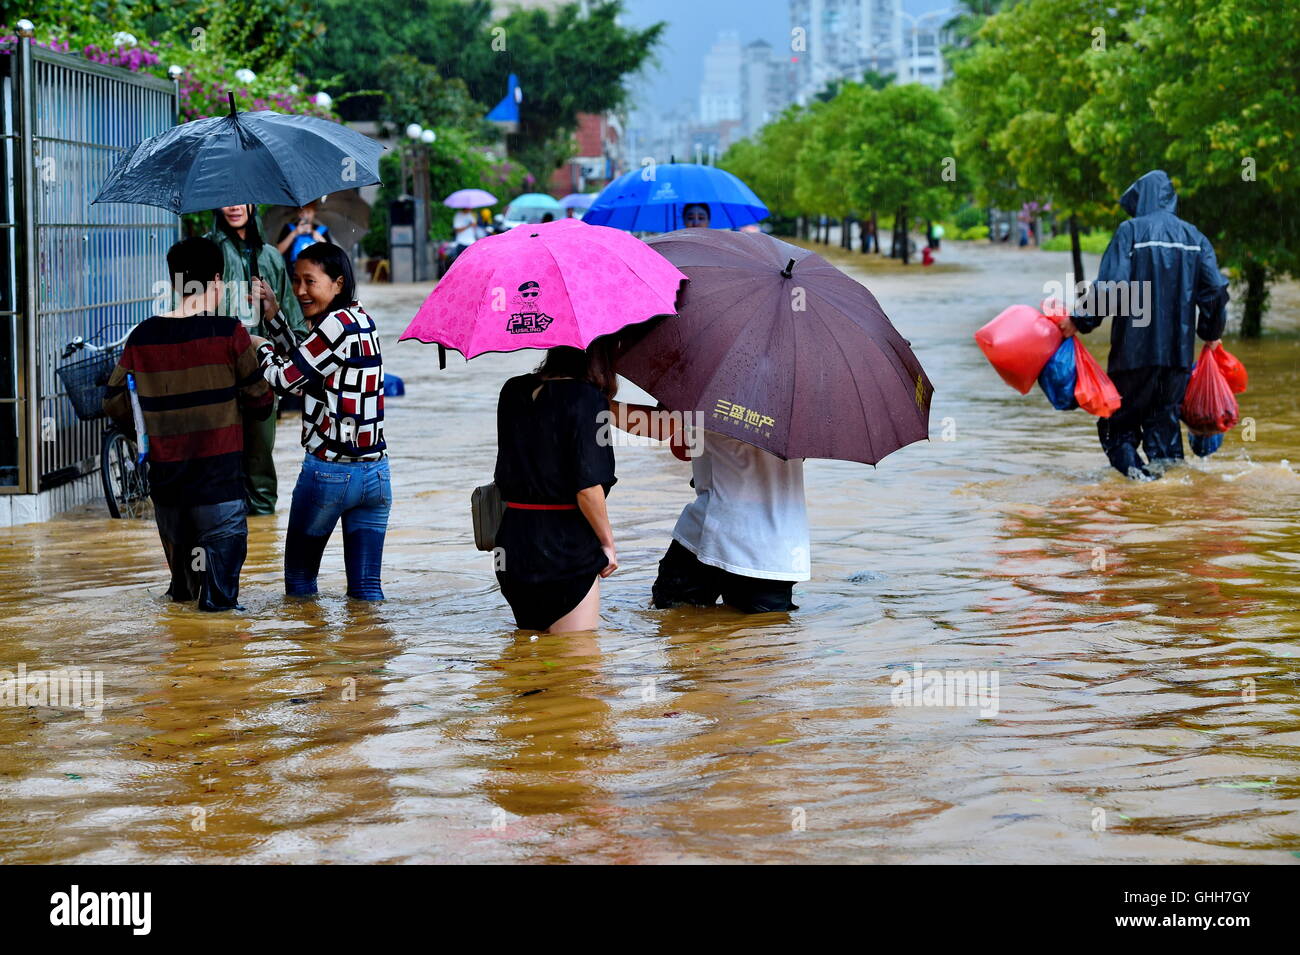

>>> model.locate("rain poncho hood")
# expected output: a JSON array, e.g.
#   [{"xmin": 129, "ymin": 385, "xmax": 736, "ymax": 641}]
[
  {"xmin": 205, "ymin": 208, "xmax": 308, "ymax": 341},
  {"xmin": 1120, "ymin": 169, "xmax": 1177, "ymax": 217},
  {"xmin": 1074, "ymin": 170, "xmax": 1229, "ymax": 372}
]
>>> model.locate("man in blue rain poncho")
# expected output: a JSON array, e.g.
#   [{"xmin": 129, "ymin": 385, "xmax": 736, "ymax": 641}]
[{"xmin": 1058, "ymin": 170, "xmax": 1230, "ymax": 479}]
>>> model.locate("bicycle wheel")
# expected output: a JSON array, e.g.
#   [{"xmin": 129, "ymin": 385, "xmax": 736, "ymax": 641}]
[{"xmin": 101, "ymin": 430, "xmax": 150, "ymax": 519}]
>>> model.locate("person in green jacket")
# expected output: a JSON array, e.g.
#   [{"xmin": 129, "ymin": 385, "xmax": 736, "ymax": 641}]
[{"xmin": 206, "ymin": 205, "xmax": 310, "ymax": 515}]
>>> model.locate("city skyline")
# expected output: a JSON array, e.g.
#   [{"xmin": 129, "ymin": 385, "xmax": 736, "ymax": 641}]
[{"xmin": 621, "ymin": 0, "xmax": 952, "ymax": 120}]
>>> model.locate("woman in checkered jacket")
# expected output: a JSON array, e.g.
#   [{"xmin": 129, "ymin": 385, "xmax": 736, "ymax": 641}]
[{"xmin": 251, "ymin": 243, "xmax": 391, "ymax": 600}]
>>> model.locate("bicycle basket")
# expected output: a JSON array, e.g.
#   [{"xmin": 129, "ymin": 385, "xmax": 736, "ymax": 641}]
[{"xmin": 56, "ymin": 348, "xmax": 121, "ymax": 421}]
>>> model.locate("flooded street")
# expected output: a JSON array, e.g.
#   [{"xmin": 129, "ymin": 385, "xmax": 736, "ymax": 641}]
[{"xmin": 2, "ymin": 239, "xmax": 1297, "ymax": 864}]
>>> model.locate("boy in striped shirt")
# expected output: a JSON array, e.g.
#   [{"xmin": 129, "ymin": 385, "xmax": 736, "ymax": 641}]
[{"xmin": 104, "ymin": 237, "xmax": 273, "ymax": 611}]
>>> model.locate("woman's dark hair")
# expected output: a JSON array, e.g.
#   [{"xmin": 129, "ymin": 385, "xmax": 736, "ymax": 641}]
[
  {"xmin": 683, "ymin": 202, "xmax": 711, "ymax": 220},
  {"xmin": 166, "ymin": 236, "xmax": 223, "ymax": 295},
  {"xmin": 536, "ymin": 337, "xmax": 618, "ymax": 398},
  {"xmin": 296, "ymin": 241, "xmax": 357, "ymax": 312}
]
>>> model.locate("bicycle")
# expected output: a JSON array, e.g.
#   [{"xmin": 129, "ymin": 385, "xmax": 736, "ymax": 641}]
[{"xmin": 56, "ymin": 329, "xmax": 150, "ymax": 519}]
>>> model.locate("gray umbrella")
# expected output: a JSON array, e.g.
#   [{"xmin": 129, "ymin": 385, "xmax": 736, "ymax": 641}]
[
  {"xmin": 93, "ymin": 94, "xmax": 383, "ymax": 215},
  {"xmin": 263, "ymin": 190, "xmax": 373, "ymax": 251}
]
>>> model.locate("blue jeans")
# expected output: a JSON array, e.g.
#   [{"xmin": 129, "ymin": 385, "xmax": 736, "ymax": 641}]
[{"xmin": 285, "ymin": 454, "xmax": 391, "ymax": 600}]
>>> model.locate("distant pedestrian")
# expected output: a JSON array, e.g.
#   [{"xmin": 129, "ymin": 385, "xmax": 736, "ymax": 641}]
[
  {"xmin": 275, "ymin": 200, "xmax": 332, "ymax": 265},
  {"xmin": 683, "ymin": 203, "xmax": 711, "ymax": 228},
  {"xmin": 1058, "ymin": 170, "xmax": 1229, "ymax": 479}
]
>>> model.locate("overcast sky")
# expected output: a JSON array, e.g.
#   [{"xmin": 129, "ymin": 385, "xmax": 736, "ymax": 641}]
[{"xmin": 621, "ymin": 0, "xmax": 954, "ymax": 115}]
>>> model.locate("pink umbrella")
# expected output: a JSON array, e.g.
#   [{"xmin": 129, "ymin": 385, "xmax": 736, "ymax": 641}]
[{"xmin": 400, "ymin": 218, "xmax": 686, "ymax": 360}]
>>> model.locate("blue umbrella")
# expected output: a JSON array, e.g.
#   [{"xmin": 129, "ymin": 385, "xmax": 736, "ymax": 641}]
[
  {"xmin": 584, "ymin": 162, "xmax": 768, "ymax": 232},
  {"xmin": 508, "ymin": 192, "xmax": 562, "ymax": 211},
  {"xmin": 93, "ymin": 94, "xmax": 383, "ymax": 215},
  {"xmin": 560, "ymin": 192, "xmax": 596, "ymax": 210}
]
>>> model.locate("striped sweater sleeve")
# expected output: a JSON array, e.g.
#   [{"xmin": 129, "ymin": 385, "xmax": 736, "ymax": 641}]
[
  {"xmin": 232, "ymin": 323, "xmax": 274, "ymax": 420},
  {"xmin": 102, "ymin": 346, "xmax": 133, "ymax": 431},
  {"xmin": 258, "ymin": 312, "xmax": 350, "ymax": 397}
]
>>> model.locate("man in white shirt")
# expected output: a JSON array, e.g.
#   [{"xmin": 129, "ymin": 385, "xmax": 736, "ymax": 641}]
[
  {"xmin": 654, "ymin": 430, "xmax": 809, "ymax": 613},
  {"xmin": 452, "ymin": 208, "xmax": 480, "ymax": 245}
]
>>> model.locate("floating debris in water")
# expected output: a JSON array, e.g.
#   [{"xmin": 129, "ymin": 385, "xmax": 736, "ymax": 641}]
[{"xmin": 847, "ymin": 571, "xmax": 887, "ymax": 583}]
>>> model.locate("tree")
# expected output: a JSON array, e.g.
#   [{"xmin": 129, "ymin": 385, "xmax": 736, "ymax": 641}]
[
  {"xmin": 305, "ymin": 0, "xmax": 494, "ymax": 120},
  {"xmin": 378, "ymin": 53, "xmax": 492, "ymax": 137},
  {"xmin": 847, "ymin": 85, "xmax": 956, "ymax": 264},
  {"xmin": 719, "ymin": 105, "xmax": 810, "ymax": 233},
  {"xmin": 307, "ymin": 0, "xmax": 662, "ymax": 182},
  {"xmin": 484, "ymin": 2, "xmax": 663, "ymax": 179},
  {"xmin": 1073, "ymin": 0, "xmax": 1300, "ymax": 335},
  {"xmin": 797, "ymin": 85, "xmax": 876, "ymax": 245},
  {"xmin": 951, "ymin": 0, "xmax": 1132, "ymax": 281}
]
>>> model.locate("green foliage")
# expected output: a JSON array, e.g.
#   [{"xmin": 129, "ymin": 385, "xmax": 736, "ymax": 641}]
[
  {"xmin": 719, "ymin": 104, "xmax": 808, "ymax": 220},
  {"xmin": 190, "ymin": 0, "xmax": 324, "ymax": 71},
  {"xmin": 307, "ymin": 0, "xmax": 662, "ymax": 182},
  {"xmin": 361, "ymin": 129, "xmax": 528, "ymax": 257},
  {"xmin": 1074, "ymin": 0, "xmax": 1299, "ymax": 283},
  {"xmin": 847, "ymin": 84, "xmax": 957, "ymax": 222},
  {"xmin": 378, "ymin": 53, "xmax": 490, "ymax": 136},
  {"xmin": 726, "ymin": 84, "xmax": 957, "ymax": 230},
  {"xmin": 488, "ymin": 2, "xmax": 664, "ymax": 178},
  {"xmin": 1041, "ymin": 230, "xmax": 1111, "ymax": 253},
  {"xmin": 954, "ymin": 204, "xmax": 985, "ymax": 230},
  {"xmin": 306, "ymin": 0, "xmax": 495, "ymax": 120},
  {"xmin": 950, "ymin": 0, "xmax": 1124, "ymax": 226}
]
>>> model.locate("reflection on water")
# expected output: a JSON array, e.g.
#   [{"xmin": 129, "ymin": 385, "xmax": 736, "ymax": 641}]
[{"xmin": 1, "ymin": 241, "xmax": 1296, "ymax": 863}]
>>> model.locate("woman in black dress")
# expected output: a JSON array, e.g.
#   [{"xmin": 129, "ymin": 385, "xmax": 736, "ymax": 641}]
[{"xmin": 494, "ymin": 343, "xmax": 618, "ymax": 633}]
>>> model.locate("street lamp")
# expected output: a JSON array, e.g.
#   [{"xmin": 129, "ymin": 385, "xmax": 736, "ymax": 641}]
[
  {"xmin": 897, "ymin": 8, "xmax": 954, "ymax": 86},
  {"xmin": 399, "ymin": 121, "xmax": 436, "ymax": 282}
]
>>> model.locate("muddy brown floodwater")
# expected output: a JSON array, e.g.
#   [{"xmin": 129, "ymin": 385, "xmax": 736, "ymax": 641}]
[{"xmin": 1, "ymin": 239, "xmax": 1297, "ymax": 864}]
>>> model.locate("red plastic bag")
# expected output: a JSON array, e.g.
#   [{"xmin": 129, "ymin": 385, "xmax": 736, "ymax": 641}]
[
  {"xmin": 1072, "ymin": 338, "xmax": 1122, "ymax": 418},
  {"xmin": 974, "ymin": 305, "xmax": 1063, "ymax": 394},
  {"xmin": 1182, "ymin": 343, "xmax": 1239, "ymax": 434},
  {"xmin": 1211, "ymin": 344, "xmax": 1248, "ymax": 394}
]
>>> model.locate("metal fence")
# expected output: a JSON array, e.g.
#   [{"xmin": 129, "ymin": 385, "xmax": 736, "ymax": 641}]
[{"xmin": 3, "ymin": 41, "xmax": 176, "ymax": 494}]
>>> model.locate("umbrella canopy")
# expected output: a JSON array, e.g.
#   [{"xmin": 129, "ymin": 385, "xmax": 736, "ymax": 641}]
[
  {"xmin": 584, "ymin": 162, "xmax": 768, "ymax": 232},
  {"xmin": 444, "ymin": 188, "xmax": 498, "ymax": 209},
  {"xmin": 400, "ymin": 217, "xmax": 686, "ymax": 360},
  {"xmin": 616, "ymin": 230, "xmax": 933, "ymax": 465},
  {"xmin": 508, "ymin": 192, "xmax": 562, "ymax": 211},
  {"xmin": 560, "ymin": 193, "xmax": 596, "ymax": 210},
  {"xmin": 93, "ymin": 95, "xmax": 383, "ymax": 214},
  {"xmin": 263, "ymin": 189, "xmax": 372, "ymax": 251}
]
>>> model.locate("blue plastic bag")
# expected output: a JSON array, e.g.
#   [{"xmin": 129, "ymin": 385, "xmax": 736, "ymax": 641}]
[
  {"xmin": 1037, "ymin": 338, "xmax": 1078, "ymax": 410},
  {"xmin": 1189, "ymin": 430, "xmax": 1223, "ymax": 457}
]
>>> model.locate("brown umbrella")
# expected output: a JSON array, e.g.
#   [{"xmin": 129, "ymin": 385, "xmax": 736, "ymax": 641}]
[
  {"xmin": 616, "ymin": 230, "xmax": 933, "ymax": 465},
  {"xmin": 262, "ymin": 188, "xmax": 372, "ymax": 251}
]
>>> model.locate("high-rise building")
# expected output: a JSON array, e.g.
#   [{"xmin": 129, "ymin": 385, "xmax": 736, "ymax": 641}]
[
  {"xmin": 741, "ymin": 40, "xmax": 795, "ymax": 138},
  {"xmin": 787, "ymin": 0, "xmax": 952, "ymax": 103},
  {"xmin": 699, "ymin": 31, "xmax": 744, "ymax": 124}
]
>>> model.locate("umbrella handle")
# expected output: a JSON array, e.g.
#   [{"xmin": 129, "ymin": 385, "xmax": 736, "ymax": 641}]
[{"xmin": 438, "ymin": 344, "xmax": 446, "ymax": 370}]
